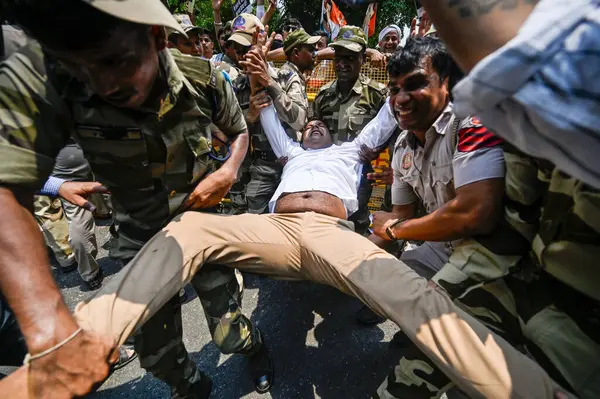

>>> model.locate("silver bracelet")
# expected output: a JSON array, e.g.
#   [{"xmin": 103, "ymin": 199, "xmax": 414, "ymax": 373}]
[{"xmin": 23, "ymin": 327, "xmax": 83, "ymax": 365}]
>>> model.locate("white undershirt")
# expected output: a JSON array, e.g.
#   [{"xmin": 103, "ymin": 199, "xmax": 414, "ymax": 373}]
[{"xmin": 259, "ymin": 100, "xmax": 398, "ymax": 216}]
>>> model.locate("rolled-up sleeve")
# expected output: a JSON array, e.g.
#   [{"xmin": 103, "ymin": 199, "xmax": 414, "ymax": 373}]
[{"xmin": 453, "ymin": 0, "xmax": 600, "ymax": 189}]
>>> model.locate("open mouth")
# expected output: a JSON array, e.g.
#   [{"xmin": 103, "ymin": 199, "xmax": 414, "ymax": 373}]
[
  {"xmin": 397, "ymin": 108, "xmax": 414, "ymax": 117},
  {"xmin": 309, "ymin": 127, "xmax": 324, "ymax": 137}
]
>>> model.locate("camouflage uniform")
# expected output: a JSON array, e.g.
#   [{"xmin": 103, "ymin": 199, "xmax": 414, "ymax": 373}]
[
  {"xmin": 314, "ymin": 74, "xmax": 387, "ymax": 234},
  {"xmin": 0, "ymin": 44, "xmax": 261, "ymax": 395},
  {"xmin": 216, "ymin": 54, "xmax": 249, "ymax": 214},
  {"xmin": 33, "ymin": 195, "xmax": 75, "ymax": 269},
  {"xmin": 376, "ymin": 146, "xmax": 600, "ymax": 398}
]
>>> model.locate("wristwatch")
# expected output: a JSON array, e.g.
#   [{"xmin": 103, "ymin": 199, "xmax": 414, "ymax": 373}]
[{"xmin": 385, "ymin": 218, "xmax": 406, "ymax": 241}]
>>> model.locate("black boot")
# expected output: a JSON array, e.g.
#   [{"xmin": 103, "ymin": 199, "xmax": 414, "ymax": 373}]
[
  {"xmin": 355, "ymin": 304, "xmax": 386, "ymax": 325},
  {"xmin": 170, "ymin": 372, "xmax": 213, "ymax": 399},
  {"xmin": 248, "ymin": 331, "xmax": 274, "ymax": 394},
  {"xmin": 83, "ymin": 269, "xmax": 104, "ymax": 291}
]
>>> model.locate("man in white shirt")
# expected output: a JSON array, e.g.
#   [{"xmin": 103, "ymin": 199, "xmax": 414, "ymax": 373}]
[{"xmin": 63, "ymin": 100, "xmax": 570, "ymax": 399}]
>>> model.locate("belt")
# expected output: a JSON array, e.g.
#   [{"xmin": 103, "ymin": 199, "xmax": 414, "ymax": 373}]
[{"xmin": 252, "ymin": 149, "xmax": 278, "ymax": 163}]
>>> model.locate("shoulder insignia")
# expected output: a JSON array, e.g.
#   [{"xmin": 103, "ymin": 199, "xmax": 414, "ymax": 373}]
[
  {"xmin": 401, "ymin": 152, "xmax": 413, "ymax": 170},
  {"xmin": 318, "ymin": 80, "xmax": 335, "ymax": 94},
  {"xmin": 222, "ymin": 71, "xmax": 231, "ymax": 85},
  {"xmin": 172, "ymin": 51, "xmax": 213, "ymax": 87},
  {"xmin": 457, "ymin": 116, "xmax": 503, "ymax": 152}
]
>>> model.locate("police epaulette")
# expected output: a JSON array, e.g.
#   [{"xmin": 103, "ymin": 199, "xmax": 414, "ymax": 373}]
[{"xmin": 172, "ymin": 52, "xmax": 214, "ymax": 88}]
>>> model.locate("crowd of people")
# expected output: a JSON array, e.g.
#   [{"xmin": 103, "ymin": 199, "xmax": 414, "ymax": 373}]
[{"xmin": 0, "ymin": 0, "xmax": 598, "ymax": 398}]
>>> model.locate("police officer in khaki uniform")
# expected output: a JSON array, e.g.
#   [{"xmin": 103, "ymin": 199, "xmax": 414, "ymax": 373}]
[
  {"xmin": 0, "ymin": 1, "xmax": 272, "ymax": 397},
  {"xmin": 212, "ymin": 14, "xmax": 262, "ymax": 215},
  {"xmin": 241, "ymin": 28, "xmax": 319, "ymax": 213},
  {"xmin": 314, "ymin": 26, "xmax": 387, "ymax": 235}
]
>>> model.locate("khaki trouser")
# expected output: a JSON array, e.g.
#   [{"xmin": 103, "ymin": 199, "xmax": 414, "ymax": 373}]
[
  {"xmin": 60, "ymin": 199, "xmax": 100, "ymax": 282},
  {"xmin": 74, "ymin": 212, "xmax": 569, "ymax": 398}
]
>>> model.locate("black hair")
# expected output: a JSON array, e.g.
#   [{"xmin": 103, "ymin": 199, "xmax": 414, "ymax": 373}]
[
  {"xmin": 387, "ymin": 36, "xmax": 451, "ymax": 81},
  {"xmin": 197, "ymin": 28, "xmax": 213, "ymax": 40},
  {"xmin": 2, "ymin": 0, "xmax": 149, "ymax": 52},
  {"xmin": 300, "ymin": 118, "xmax": 330, "ymax": 144},
  {"xmin": 314, "ymin": 30, "xmax": 328, "ymax": 39}
]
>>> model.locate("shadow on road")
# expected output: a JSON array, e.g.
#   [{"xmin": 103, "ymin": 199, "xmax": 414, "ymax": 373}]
[
  {"xmin": 193, "ymin": 275, "xmax": 404, "ymax": 399},
  {"xmin": 86, "ymin": 275, "xmax": 403, "ymax": 399}
]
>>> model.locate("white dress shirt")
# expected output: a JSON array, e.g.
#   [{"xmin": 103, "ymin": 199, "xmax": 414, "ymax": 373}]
[{"xmin": 259, "ymin": 100, "xmax": 398, "ymax": 216}]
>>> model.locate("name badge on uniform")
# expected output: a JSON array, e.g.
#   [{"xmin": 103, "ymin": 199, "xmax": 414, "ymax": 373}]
[{"xmin": 402, "ymin": 153, "xmax": 413, "ymax": 170}]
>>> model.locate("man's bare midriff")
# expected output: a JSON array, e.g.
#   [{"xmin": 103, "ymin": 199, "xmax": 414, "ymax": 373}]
[{"xmin": 275, "ymin": 191, "xmax": 347, "ymax": 219}]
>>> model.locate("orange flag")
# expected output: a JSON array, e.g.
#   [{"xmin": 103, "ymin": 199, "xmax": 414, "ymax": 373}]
[
  {"xmin": 362, "ymin": 3, "xmax": 377, "ymax": 38},
  {"xmin": 321, "ymin": 0, "xmax": 347, "ymax": 40}
]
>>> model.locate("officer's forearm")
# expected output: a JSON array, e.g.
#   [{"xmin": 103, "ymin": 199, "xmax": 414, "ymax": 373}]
[
  {"xmin": 221, "ymin": 131, "xmax": 249, "ymax": 176},
  {"xmin": 315, "ymin": 48, "xmax": 334, "ymax": 62},
  {"xmin": 392, "ymin": 180, "xmax": 503, "ymax": 242},
  {"xmin": 420, "ymin": 0, "xmax": 537, "ymax": 72},
  {"xmin": 0, "ymin": 187, "xmax": 79, "ymax": 354},
  {"xmin": 266, "ymin": 48, "xmax": 286, "ymax": 61}
]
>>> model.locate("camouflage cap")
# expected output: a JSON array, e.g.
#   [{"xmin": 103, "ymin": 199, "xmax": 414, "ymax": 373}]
[
  {"xmin": 329, "ymin": 26, "xmax": 367, "ymax": 53},
  {"xmin": 228, "ymin": 13, "xmax": 265, "ymax": 47},
  {"xmin": 86, "ymin": 0, "xmax": 185, "ymax": 35},
  {"xmin": 172, "ymin": 14, "xmax": 202, "ymax": 35},
  {"xmin": 283, "ymin": 29, "xmax": 320, "ymax": 53}
]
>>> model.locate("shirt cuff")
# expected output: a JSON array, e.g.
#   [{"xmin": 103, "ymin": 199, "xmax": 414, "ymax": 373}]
[{"xmin": 39, "ymin": 176, "xmax": 66, "ymax": 196}]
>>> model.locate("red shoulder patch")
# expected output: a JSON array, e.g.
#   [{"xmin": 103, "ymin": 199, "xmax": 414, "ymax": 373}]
[{"xmin": 457, "ymin": 118, "xmax": 503, "ymax": 152}]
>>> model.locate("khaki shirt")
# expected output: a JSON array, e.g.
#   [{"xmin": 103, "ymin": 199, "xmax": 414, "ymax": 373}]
[
  {"xmin": 314, "ymin": 74, "xmax": 387, "ymax": 144},
  {"xmin": 0, "ymin": 44, "xmax": 246, "ymax": 258},
  {"xmin": 392, "ymin": 103, "xmax": 505, "ymax": 214},
  {"xmin": 266, "ymin": 61, "xmax": 308, "ymax": 141},
  {"xmin": 231, "ymin": 65, "xmax": 283, "ymax": 154}
]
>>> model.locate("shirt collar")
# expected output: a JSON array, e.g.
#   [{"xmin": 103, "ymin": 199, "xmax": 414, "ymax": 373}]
[
  {"xmin": 329, "ymin": 75, "xmax": 366, "ymax": 101},
  {"xmin": 405, "ymin": 101, "xmax": 454, "ymax": 149},
  {"xmin": 283, "ymin": 61, "xmax": 305, "ymax": 84},
  {"xmin": 431, "ymin": 102, "xmax": 454, "ymax": 135},
  {"xmin": 153, "ymin": 49, "xmax": 185, "ymax": 119}
]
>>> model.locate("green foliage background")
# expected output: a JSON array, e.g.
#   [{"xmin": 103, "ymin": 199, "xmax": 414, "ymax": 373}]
[{"xmin": 165, "ymin": 0, "xmax": 416, "ymax": 45}]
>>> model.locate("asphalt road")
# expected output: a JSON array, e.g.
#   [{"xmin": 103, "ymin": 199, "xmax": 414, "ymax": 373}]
[{"xmin": 50, "ymin": 221, "xmax": 404, "ymax": 399}]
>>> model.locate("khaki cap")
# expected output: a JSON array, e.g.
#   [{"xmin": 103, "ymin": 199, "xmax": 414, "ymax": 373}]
[
  {"xmin": 283, "ymin": 29, "xmax": 320, "ymax": 53},
  {"xmin": 86, "ymin": 0, "xmax": 185, "ymax": 35},
  {"xmin": 227, "ymin": 13, "xmax": 264, "ymax": 47},
  {"xmin": 172, "ymin": 14, "xmax": 202, "ymax": 35},
  {"xmin": 329, "ymin": 26, "xmax": 367, "ymax": 53}
]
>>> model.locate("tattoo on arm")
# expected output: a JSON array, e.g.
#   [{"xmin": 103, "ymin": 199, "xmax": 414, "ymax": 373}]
[{"xmin": 448, "ymin": 0, "xmax": 538, "ymax": 18}]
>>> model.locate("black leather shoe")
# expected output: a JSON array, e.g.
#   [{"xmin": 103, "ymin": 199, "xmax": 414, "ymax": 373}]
[
  {"xmin": 248, "ymin": 333, "xmax": 274, "ymax": 394},
  {"xmin": 355, "ymin": 305, "xmax": 386, "ymax": 325},
  {"xmin": 83, "ymin": 269, "xmax": 104, "ymax": 291},
  {"xmin": 171, "ymin": 372, "xmax": 213, "ymax": 399},
  {"xmin": 60, "ymin": 261, "xmax": 78, "ymax": 274}
]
